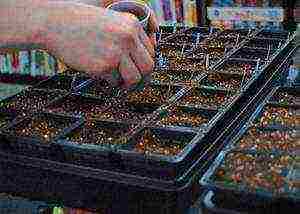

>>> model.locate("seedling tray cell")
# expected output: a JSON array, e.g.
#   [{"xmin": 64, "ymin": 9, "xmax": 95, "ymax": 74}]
[
  {"xmin": 254, "ymin": 104, "xmax": 300, "ymax": 130},
  {"xmin": 156, "ymin": 106, "xmax": 218, "ymax": 130},
  {"xmin": 166, "ymin": 33, "xmax": 206, "ymax": 44},
  {"xmin": 151, "ymin": 69, "xmax": 206, "ymax": 85},
  {"xmin": 200, "ymin": 151, "xmax": 299, "ymax": 201},
  {"xmin": 125, "ymin": 84, "xmax": 181, "ymax": 106},
  {"xmin": 166, "ymin": 56, "xmax": 205, "ymax": 72},
  {"xmin": 256, "ymin": 30, "xmax": 289, "ymax": 40},
  {"xmin": 124, "ymin": 127, "xmax": 196, "ymax": 157},
  {"xmin": 59, "ymin": 120, "xmax": 132, "ymax": 149},
  {"xmin": 99, "ymin": 102, "xmax": 159, "ymax": 123},
  {"xmin": 156, "ymin": 43, "xmax": 194, "ymax": 59},
  {"xmin": 0, "ymin": 88, "xmax": 65, "ymax": 116},
  {"xmin": 232, "ymin": 47, "xmax": 276, "ymax": 61},
  {"xmin": 178, "ymin": 87, "xmax": 237, "ymax": 110},
  {"xmin": 79, "ymin": 79, "xmax": 123, "ymax": 100},
  {"xmin": 245, "ymin": 38, "xmax": 285, "ymax": 50},
  {"xmin": 200, "ymin": 73, "xmax": 244, "ymax": 92},
  {"xmin": 269, "ymin": 87, "xmax": 300, "ymax": 106},
  {"xmin": 218, "ymin": 29, "xmax": 253, "ymax": 37},
  {"xmin": 46, "ymin": 94, "xmax": 111, "ymax": 118},
  {"xmin": 232, "ymin": 127, "xmax": 300, "ymax": 155},
  {"xmin": 216, "ymin": 59, "xmax": 259, "ymax": 77},
  {"xmin": 0, "ymin": 113, "xmax": 81, "ymax": 159},
  {"xmin": 57, "ymin": 120, "xmax": 133, "ymax": 169}
]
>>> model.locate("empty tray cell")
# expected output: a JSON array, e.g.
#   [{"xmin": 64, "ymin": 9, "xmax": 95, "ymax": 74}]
[
  {"xmin": 211, "ymin": 151, "xmax": 295, "ymax": 196},
  {"xmin": 256, "ymin": 30, "xmax": 289, "ymax": 40},
  {"xmin": 4, "ymin": 113, "xmax": 78, "ymax": 143},
  {"xmin": 130, "ymin": 128, "xmax": 196, "ymax": 156},
  {"xmin": 270, "ymin": 87, "xmax": 300, "ymax": 106},
  {"xmin": 255, "ymin": 105, "xmax": 300, "ymax": 129},
  {"xmin": 178, "ymin": 87, "xmax": 237, "ymax": 110},
  {"xmin": 151, "ymin": 69, "xmax": 202, "ymax": 85},
  {"xmin": 79, "ymin": 79, "xmax": 122, "ymax": 99},
  {"xmin": 0, "ymin": 89, "xmax": 64, "ymax": 115},
  {"xmin": 126, "ymin": 84, "xmax": 180, "ymax": 105},
  {"xmin": 35, "ymin": 75, "xmax": 89, "ymax": 91},
  {"xmin": 167, "ymin": 56, "xmax": 205, "ymax": 71},
  {"xmin": 200, "ymin": 73, "xmax": 244, "ymax": 92},
  {"xmin": 60, "ymin": 120, "xmax": 132, "ymax": 148},
  {"xmin": 47, "ymin": 94, "xmax": 110, "ymax": 118},
  {"xmin": 157, "ymin": 106, "xmax": 217, "ymax": 129},
  {"xmin": 217, "ymin": 59, "xmax": 258, "ymax": 77},
  {"xmin": 245, "ymin": 38, "xmax": 284, "ymax": 50},
  {"xmin": 0, "ymin": 112, "xmax": 15, "ymax": 129},
  {"xmin": 232, "ymin": 47, "xmax": 275, "ymax": 60},
  {"xmin": 99, "ymin": 102, "xmax": 159, "ymax": 123},
  {"xmin": 234, "ymin": 128, "xmax": 300, "ymax": 155}
]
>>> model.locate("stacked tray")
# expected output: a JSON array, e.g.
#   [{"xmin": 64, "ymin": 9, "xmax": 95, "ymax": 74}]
[
  {"xmin": 200, "ymin": 85, "xmax": 300, "ymax": 213},
  {"xmin": 0, "ymin": 28, "xmax": 296, "ymax": 214}
]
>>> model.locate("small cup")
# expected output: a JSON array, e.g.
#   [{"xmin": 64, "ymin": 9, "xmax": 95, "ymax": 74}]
[{"xmin": 107, "ymin": 0, "xmax": 151, "ymax": 34}]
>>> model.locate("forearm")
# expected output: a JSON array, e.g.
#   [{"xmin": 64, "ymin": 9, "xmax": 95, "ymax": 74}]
[
  {"xmin": 0, "ymin": 0, "xmax": 103, "ymax": 49},
  {"xmin": 0, "ymin": 0, "xmax": 49, "ymax": 48}
]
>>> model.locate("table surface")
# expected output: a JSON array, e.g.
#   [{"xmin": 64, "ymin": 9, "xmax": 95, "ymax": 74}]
[{"xmin": 0, "ymin": 193, "xmax": 204, "ymax": 214}]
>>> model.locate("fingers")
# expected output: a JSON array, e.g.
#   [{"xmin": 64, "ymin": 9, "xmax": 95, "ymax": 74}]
[
  {"xmin": 119, "ymin": 53, "xmax": 142, "ymax": 88},
  {"xmin": 130, "ymin": 35, "xmax": 154, "ymax": 76},
  {"xmin": 148, "ymin": 9, "xmax": 159, "ymax": 34},
  {"xmin": 137, "ymin": 25, "xmax": 155, "ymax": 57}
]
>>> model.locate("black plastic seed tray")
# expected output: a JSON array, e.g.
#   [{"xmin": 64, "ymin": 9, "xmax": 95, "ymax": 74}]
[
  {"xmin": 0, "ymin": 149, "xmax": 202, "ymax": 214},
  {"xmin": 35, "ymin": 74, "xmax": 89, "ymax": 91},
  {"xmin": 200, "ymin": 72, "xmax": 244, "ymax": 92},
  {"xmin": 56, "ymin": 120, "xmax": 134, "ymax": 169},
  {"xmin": 0, "ymin": 88, "xmax": 65, "ymax": 116},
  {"xmin": 245, "ymin": 37, "xmax": 284, "ymax": 50},
  {"xmin": 156, "ymin": 106, "xmax": 220, "ymax": 132},
  {"xmin": 256, "ymin": 30, "xmax": 289, "ymax": 40},
  {"xmin": 178, "ymin": 87, "xmax": 239, "ymax": 111},
  {"xmin": 200, "ymin": 150, "xmax": 300, "ymax": 210},
  {"xmin": 0, "ymin": 112, "xmax": 82, "ymax": 160},
  {"xmin": 46, "ymin": 93, "xmax": 112, "ymax": 119},
  {"xmin": 269, "ymin": 86, "xmax": 300, "ymax": 107},
  {"xmin": 231, "ymin": 47, "xmax": 276, "ymax": 61},
  {"xmin": 253, "ymin": 103, "xmax": 300, "ymax": 130}
]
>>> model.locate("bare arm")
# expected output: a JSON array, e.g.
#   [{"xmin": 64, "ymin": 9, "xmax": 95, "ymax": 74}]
[{"xmin": 0, "ymin": 0, "xmax": 155, "ymax": 87}]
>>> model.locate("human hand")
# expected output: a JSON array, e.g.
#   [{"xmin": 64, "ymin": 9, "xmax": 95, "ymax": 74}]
[{"xmin": 43, "ymin": 1, "xmax": 155, "ymax": 87}]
